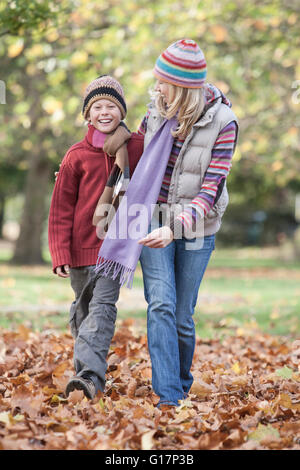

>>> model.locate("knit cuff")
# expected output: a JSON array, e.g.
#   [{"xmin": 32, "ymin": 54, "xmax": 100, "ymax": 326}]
[
  {"xmin": 173, "ymin": 208, "xmax": 199, "ymax": 239},
  {"xmin": 51, "ymin": 249, "xmax": 72, "ymax": 273},
  {"xmin": 103, "ymin": 124, "xmax": 131, "ymax": 156},
  {"xmin": 169, "ymin": 217, "xmax": 184, "ymax": 239}
]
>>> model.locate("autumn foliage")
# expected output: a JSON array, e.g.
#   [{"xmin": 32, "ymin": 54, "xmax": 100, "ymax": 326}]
[{"xmin": 0, "ymin": 320, "xmax": 299, "ymax": 450}]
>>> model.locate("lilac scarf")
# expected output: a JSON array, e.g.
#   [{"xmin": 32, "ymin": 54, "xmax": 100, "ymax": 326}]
[{"xmin": 95, "ymin": 116, "xmax": 177, "ymax": 288}]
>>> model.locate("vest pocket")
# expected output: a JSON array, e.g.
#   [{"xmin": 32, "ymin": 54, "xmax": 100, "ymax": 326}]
[{"xmin": 177, "ymin": 172, "xmax": 202, "ymax": 200}]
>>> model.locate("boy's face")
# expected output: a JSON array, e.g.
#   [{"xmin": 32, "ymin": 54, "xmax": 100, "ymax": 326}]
[{"xmin": 88, "ymin": 99, "xmax": 122, "ymax": 133}]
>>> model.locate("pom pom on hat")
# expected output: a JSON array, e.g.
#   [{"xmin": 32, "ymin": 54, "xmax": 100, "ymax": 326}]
[
  {"xmin": 82, "ymin": 75, "xmax": 127, "ymax": 120},
  {"xmin": 153, "ymin": 39, "xmax": 207, "ymax": 89}
]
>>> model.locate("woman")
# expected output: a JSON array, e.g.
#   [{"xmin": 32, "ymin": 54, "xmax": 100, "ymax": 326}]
[
  {"xmin": 95, "ymin": 39, "xmax": 238, "ymax": 408},
  {"xmin": 136, "ymin": 39, "xmax": 238, "ymax": 407}
]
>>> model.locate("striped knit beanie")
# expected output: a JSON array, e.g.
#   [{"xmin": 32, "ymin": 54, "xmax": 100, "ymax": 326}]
[
  {"xmin": 153, "ymin": 39, "xmax": 207, "ymax": 89},
  {"xmin": 82, "ymin": 75, "xmax": 127, "ymax": 120}
]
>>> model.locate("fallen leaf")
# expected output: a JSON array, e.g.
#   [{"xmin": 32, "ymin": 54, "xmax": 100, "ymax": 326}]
[
  {"xmin": 10, "ymin": 385, "xmax": 44, "ymax": 418},
  {"xmin": 190, "ymin": 379, "xmax": 215, "ymax": 397},
  {"xmin": 50, "ymin": 394, "xmax": 68, "ymax": 404},
  {"xmin": 248, "ymin": 423, "xmax": 280, "ymax": 443},
  {"xmin": 141, "ymin": 430, "xmax": 156, "ymax": 450},
  {"xmin": 231, "ymin": 362, "xmax": 241, "ymax": 374},
  {"xmin": 172, "ymin": 409, "xmax": 196, "ymax": 424},
  {"xmin": 67, "ymin": 389, "xmax": 85, "ymax": 404},
  {"xmin": 276, "ymin": 393, "xmax": 300, "ymax": 411},
  {"xmin": 275, "ymin": 366, "xmax": 294, "ymax": 379},
  {"xmin": 0, "ymin": 411, "xmax": 12, "ymax": 425},
  {"xmin": 127, "ymin": 379, "xmax": 137, "ymax": 398}
]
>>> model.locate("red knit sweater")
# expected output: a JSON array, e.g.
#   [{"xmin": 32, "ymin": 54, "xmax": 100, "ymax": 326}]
[{"xmin": 48, "ymin": 125, "xmax": 144, "ymax": 271}]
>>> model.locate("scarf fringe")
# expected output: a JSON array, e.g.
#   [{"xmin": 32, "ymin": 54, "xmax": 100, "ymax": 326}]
[{"xmin": 95, "ymin": 255, "xmax": 135, "ymax": 289}]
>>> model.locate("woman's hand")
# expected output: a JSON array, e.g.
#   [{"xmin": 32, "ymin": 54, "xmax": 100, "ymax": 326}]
[{"xmin": 138, "ymin": 226, "xmax": 174, "ymax": 248}]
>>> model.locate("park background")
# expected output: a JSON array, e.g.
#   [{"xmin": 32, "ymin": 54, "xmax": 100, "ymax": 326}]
[{"xmin": 0, "ymin": 0, "xmax": 300, "ymax": 452}]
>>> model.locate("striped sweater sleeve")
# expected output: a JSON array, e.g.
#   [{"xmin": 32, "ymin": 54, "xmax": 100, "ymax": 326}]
[
  {"xmin": 173, "ymin": 121, "xmax": 237, "ymax": 235},
  {"xmin": 137, "ymin": 110, "xmax": 150, "ymax": 136}
]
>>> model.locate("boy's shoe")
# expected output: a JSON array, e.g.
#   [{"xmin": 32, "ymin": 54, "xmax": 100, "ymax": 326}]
[{"xmin": 65, "ymin": 375, "xmax": 96, "ymax": 400}]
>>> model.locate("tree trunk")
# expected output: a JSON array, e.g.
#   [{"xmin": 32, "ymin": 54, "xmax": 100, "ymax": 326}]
[
  {"xmin": 0, "ymin": 194, "xmax": 5, "ymax": 238},
  {"xmin": 12, "ymin": 151, "xmax": 51, "ymax": 265}
]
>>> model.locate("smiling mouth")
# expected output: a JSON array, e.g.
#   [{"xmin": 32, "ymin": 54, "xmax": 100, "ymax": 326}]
[{"xmin": 98, "ymin": 119, "xmax": 113, "ymax": 124}]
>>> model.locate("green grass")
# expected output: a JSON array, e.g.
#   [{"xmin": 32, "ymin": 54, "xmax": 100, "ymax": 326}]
[
  {"xmin": 0, "ymin": 243, "xmax": 299, "ymax": 338},
  {"xmin": 208, "ymin": 245, "xmax": 300, "ymax": 269},
  {"xmin": 194, "ymin": 276, "xmax": 300, "ymax": 339},
  {"xmin": 192, "ymin": 246, "xmax": 300, "ymax": 338}
]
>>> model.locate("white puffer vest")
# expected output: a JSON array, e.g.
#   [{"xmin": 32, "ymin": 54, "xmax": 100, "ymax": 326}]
[{"xmin": 144, "ymin": 93, "xmax": 238, "ymax": 238}]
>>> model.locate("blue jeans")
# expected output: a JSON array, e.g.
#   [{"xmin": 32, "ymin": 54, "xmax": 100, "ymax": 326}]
[{"xmin": 140, "ymin": 231, "xmax": 215, "ymax": 406}]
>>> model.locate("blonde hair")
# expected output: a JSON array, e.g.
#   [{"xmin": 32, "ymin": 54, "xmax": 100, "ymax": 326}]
[{"xmin": 154, "ymin": 83, "xmax": 205, "ymax": 138}]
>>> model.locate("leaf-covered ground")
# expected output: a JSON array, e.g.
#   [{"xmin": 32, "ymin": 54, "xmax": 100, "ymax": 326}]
[{"xmin": 0, "ymin": 320, "xmax": 299, "ymax": 450}]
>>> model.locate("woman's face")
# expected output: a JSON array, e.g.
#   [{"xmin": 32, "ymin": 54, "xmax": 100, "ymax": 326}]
[{"xmin": 155, "ymin": 80, "xmax": 171, "ymax": 105}]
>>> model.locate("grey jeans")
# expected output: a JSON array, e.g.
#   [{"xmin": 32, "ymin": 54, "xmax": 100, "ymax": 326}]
[{"xmin": 69, "ymin": 265, "xmax": 120, "ymax": 393}]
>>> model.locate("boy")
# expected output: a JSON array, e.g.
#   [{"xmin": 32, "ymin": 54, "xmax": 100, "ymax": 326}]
[{"xmin": 48, "ymin": 75, "xmax": 144, "ymax": 399}]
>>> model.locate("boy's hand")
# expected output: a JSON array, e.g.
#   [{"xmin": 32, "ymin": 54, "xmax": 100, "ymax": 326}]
[
  {"xmin": 54, "ymin": 164, "xmax": 61, "ymax": 182},
  {"xmin": 138, "ymin": 226, "xmax": 174, "ymax": 249},
  {"xmin": 55, "ymin": 264, "xmax": 70, "ymax": 277}
]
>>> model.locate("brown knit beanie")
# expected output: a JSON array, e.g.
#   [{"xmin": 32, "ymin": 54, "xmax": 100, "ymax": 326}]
[{"xmin": 82, "ymin": 75, "xmax": 127, "ymax": 120}]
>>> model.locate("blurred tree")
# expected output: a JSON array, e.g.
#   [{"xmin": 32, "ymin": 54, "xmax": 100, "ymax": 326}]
[
  {"xmin": 0, "ymin": 0, "xmax": 73, "ymax": 263},
  {"xmin": 0, "ymin": 0, "xmax": 299, "ymax": 263},
  {"xmin": 0, "ymin": 0, "xmax": 70, "ymax": 37},
  {"xmin": 0, "ymin": 0, "xmax": 69, "ymax": 244}
]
